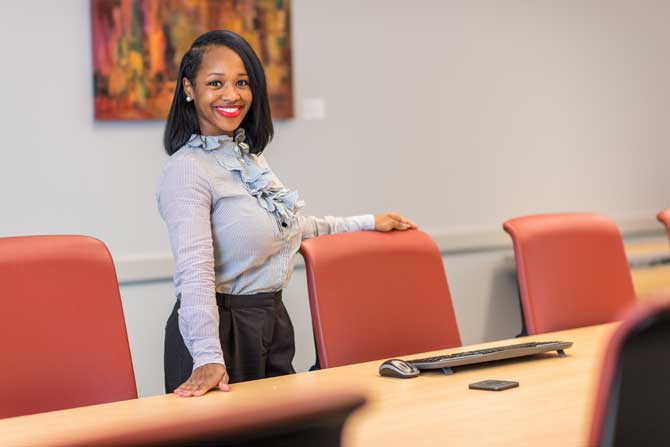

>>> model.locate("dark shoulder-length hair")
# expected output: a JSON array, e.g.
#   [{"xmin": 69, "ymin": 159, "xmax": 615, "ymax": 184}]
[{"xmin": 163, "ymin": 30, "xmax": 273, "ymax": 155}]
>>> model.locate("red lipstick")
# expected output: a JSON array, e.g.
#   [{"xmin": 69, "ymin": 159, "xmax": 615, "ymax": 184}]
[{"xmin": 215, "ymin": 106, "xmax": 243, "ymax": 118}]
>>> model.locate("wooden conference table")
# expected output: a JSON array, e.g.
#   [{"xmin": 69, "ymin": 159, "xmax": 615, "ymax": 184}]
[
  {"xmin": 625, "ymin": 240, "xmax": 670, "ymax": 298},
  {"xmin": 0, "ymin": 323, "xmax": 616, "ymax": 446}
]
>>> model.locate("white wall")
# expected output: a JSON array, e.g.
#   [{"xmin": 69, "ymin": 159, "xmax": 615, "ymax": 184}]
[{"xmin": 1, "ymin": 1, "xmax": 669, "ymax": 397}]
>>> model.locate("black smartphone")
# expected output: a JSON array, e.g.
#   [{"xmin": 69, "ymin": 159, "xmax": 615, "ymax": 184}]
[{"xmin": 469, "ymin": 380, "xmax": 519, "ymax": 391}]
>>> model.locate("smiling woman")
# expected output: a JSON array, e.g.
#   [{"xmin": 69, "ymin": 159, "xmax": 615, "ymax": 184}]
[
  {"xmin": 157, "ymin": 30, "xmax": 417, "ymax": 399},
  {"xmin": 163, "ymin": 31, "xmax": 272, "ymax": 156},
  {"xmin": 182, "ymin": 46, "xmax": 253, "ymax": 136}
]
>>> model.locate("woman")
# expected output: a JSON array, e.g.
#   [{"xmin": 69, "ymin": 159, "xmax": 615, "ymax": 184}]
[{"xmin": 158, "ymin": 30, "xmax": 416, "ymax": 397}]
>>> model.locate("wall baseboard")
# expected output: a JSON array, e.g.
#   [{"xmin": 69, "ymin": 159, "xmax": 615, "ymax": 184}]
[{"xmin": 115, "ymin": 212, "xmax": 666, "ymax": 285}]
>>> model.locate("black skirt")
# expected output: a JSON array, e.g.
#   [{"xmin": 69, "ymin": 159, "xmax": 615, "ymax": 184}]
[{"xmin": 164, "ymin": 290, "xmax": 296, "ymax": 393}]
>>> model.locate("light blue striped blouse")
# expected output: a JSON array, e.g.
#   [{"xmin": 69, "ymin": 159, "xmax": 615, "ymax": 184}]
[{"xmin": 157, "ymin": 134, "xmax": 374, "ymax": 370}]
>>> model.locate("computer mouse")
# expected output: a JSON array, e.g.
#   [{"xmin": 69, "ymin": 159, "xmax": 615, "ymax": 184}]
[{"xmin": 379, "ymin": 359, "xmax": 420, "ymax": 379}]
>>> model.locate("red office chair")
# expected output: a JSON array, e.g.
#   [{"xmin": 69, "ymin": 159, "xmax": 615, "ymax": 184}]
[
  {"xmin": 300, "ymin": 230, "xmax": 461, "ymax": 368},
  {"xmin": 503, "ymin": 213, "xmax": 635, "ymax": 335},
  {"xmin": 0, "ymin": 235, "xmax": 137, "ymax": 418},
  {"xmin": 588, "ymin": 299, "xmax": 670, "ymax": 446},
  {"xmin": 657, "ymin": 209, "xmax": 670, "ymax": 244}
]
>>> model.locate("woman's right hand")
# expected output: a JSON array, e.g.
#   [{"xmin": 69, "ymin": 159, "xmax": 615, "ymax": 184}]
[{"xmin": 174, "ymin": 363, "xmax": 231, "ymax": 397}]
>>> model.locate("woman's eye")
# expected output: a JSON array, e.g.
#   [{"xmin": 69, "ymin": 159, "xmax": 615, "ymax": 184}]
[
  {"xmin": 208, "ymin": 80, "xmax": 222, "ymax": 87},
  {"xmin": 236, "ymin": 79, "xmax": 249, "ymax": 87}
]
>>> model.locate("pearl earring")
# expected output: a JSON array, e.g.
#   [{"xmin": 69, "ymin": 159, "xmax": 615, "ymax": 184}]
[{"xmin": 186, "ymin": 96, "xmax": 193, "ymax": 102}]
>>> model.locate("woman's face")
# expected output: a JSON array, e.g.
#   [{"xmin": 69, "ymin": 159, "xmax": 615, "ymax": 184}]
[{"xmin": 183, "ymin": 45, "xmax": 253, "ymax": 136}]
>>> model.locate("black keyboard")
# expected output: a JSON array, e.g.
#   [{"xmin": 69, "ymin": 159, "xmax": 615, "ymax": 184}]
[{"xmin": 408, "ymin": 341, "xmax": 573, "ymax": 370}]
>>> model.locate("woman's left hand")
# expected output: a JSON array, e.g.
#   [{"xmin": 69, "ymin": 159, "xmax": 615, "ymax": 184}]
[{"xmin": 374, "ymin": 212, "xmax": 418, "ymax": 232}]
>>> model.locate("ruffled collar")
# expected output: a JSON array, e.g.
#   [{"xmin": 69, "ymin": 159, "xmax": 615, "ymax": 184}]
[
  {"xmin": 185, "ymin": 134, "xmax": 234, "ymax": 151},
  {"xmin": 187, "ymin": 133, "xmax": 304, "ymax": 230}
]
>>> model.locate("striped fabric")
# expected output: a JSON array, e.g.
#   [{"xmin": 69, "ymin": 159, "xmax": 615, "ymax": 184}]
[{"xmin": 157, "ymin": 135, "xmax": 374, "ymax": 369}]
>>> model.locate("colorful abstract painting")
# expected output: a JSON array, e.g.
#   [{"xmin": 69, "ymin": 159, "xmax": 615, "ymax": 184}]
[{"xmin": 91, "ymin": 0, "xmax": 293, "ymax": 120}]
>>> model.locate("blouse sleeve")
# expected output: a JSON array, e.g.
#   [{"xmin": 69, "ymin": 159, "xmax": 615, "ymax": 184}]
[
  {"xmin": 298, "ymin": 214, "xmax": 375, "ymax": 240},
  {"xmin": 158, "ymin": 156, "xmax": 225, "ymax": 370}
]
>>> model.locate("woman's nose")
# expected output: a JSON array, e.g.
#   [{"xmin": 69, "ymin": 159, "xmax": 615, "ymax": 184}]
[{"xmin": 221, "ymin": 83, "xmax": 241, "ymax": 101}]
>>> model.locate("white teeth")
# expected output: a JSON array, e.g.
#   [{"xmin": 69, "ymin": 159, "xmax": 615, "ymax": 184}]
[{"xmin": 218, "ymin": 107, "xmax": 239, "ymax": 113}]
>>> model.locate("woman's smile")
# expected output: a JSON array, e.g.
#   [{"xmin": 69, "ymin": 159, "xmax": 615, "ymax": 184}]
[{"xmin": 215, "ymin": 105, "xmax": 243, "ymax": 118}]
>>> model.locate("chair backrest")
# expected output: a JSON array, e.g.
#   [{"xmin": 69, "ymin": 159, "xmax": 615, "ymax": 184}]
[
  {"xmin": 503, "ymin": 213, "xmax": 636, "ymax": 335},
  {"xmin": 300, "ymin": 229, "xmax": 461, "ymax": 368},
  {"xmin": 657, "ymin": 209, "xmax": 670, "ymax": 243},
  {"xmin": 0, "ymin": 235, "xmax": 137, "ymax": 418},
  {"xmin": 0, "ymin": 387, "xmax": 366, "ymax": 446},
  {"xmin": 588, "ymin": 300, "xmax": 670, "ymax": 447}
]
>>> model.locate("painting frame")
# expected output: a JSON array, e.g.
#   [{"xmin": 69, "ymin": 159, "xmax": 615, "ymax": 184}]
[{"xmin": 91, "ymin": 0, "xmax": 294, "ymax": 120}]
